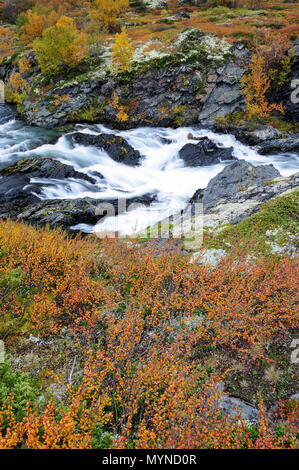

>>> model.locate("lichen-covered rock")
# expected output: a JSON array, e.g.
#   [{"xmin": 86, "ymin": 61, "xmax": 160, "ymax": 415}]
[{"xmin": 179, "ymin": 137, "xmax": 236, "ymax": 167}]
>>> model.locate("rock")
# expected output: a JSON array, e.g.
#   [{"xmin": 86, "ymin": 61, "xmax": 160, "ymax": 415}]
[
  {"xmin": 5, "ymin": 29, "xmax": 235, "ymax": 130},
  {"xmin": 0, "ymin": 103, "xmax": 17, "ymax": 124},
  {"xmin": 214, "ymin": 122, "xmax": 299, "ymax": 155},
  {"xmin": 199, "ymin": 44, "xmax": 250, "ymax": 127},
  {"xmin": 71, "ymin": 133, "xmax": 142, "ymax": 166},
  {"xmin": 176, "ymin": 11, "xmax": 190, "ymax": 19},
  {"xmin": 179, "ymin": 137, "xmax": 236, "ymax": 167},
  {"xmin": 0, "ymin": 157, "xmax": 98, "ymax": 219},
  {"xmin": 201, "ymin": 160, "xmax": 281, "ymax": 211},
  {"xmin": 186, "ymin": 162, "xmax": 299, "ymax": 229},
  {"xmin": 18, "ymin": 198, "xmax": 101, "ymax": 230},
  {"xmin": 18, "ymin": 194, "xmax": 157, "ymax": 231},
  {"xmin": 219, "ymin": 396, "xmax": 259, "ymax": 425}
]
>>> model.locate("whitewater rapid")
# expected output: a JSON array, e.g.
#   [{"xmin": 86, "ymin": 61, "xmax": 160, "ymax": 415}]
[{"xmin": 0, "ymin": 110, "xmax": 298, "ymax": 235}]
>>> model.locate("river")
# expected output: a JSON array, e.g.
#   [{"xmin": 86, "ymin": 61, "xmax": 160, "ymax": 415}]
[{"xmin": 0, "ymin": 104, "xmax": 298, "ymax": 235}]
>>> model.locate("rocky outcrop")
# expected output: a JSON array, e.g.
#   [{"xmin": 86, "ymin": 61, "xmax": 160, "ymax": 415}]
[
  {"xmin": 17, "ymin": 193, "xmax": 156, "ymax": 231},
  {"xmin": 0, "ymin": 157, "xmax": 97, "ymax": 219},
  {"xmin": 272, "ymin": 40, "xmax": 299, "ymax": 124},
  {"xmin": 179, "ymin": 137, "xmax": 236, "ymax": 167},
  {"xmin": 71, "ymin": 133, "xmax": 142, "ymax": 166},
  {"xmin": 256, "ymin": 134, "xmax": 299, "ymax": 155},
  {"xmin": 198, "ymin": 43, "xmax": 250, "ymax": 127},
  {"xmin": 0, "ymin": 103, "xmax": 17, "ymax": 124},
  {"xmin": 0, "ymin": 157, "xmax": 97, "ymax": 182},
  {"xmin": 154, "ymin": 161, "xmax": 297, "ymax": 243},
  {"xmin": 201, "ymin": 160, "xmax": 281, "ymax": 211}
]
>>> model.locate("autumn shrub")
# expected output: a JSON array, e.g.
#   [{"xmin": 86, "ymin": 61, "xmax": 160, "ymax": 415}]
[
  {"xmin": 254, "ymin": 28, "xmax": 292, "ymax": 69},
  {"xmin": 8, "ymin": 71, "xmax": 31, "ymax": 104},
  {"xmin": 33, "ymin": 16, "xmax": 88, "ymax": 76}
]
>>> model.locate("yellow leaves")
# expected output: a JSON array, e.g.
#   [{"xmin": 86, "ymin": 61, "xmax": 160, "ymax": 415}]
[
  {"xmin": 111, "ymin": 27, "xmax": 134, "ymax": 75},
  {"xmin": 88, "ymin": 0, "xmax": 129, "ymax": 32},
  {"xmin": 54, "ymin": 94, "xmax": 70, "ymax": 107},
  {"xmin": 241, "ymin": 55, "xmax": 284, "ymax": 120}
]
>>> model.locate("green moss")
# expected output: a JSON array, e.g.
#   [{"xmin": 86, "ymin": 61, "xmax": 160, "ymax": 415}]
[{"xmin": 205, "ymin": 188, "xmax": 299, "ymax": 254}]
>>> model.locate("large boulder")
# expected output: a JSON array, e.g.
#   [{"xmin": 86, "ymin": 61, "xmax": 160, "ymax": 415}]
[
  {"xmin": 179, "ymin": 137, "xmax": 236, "ymax": 167},
  {"xmin": 0, "ymin": 157, "xmax": 97, "ymax": 182},
  {"xmin": 17, "ymin": 194, "xmax": 157, "ymax": 231},
  {"xmin": 71, "ymin": 133, "xmax": 142, "ymax": 166},
  {"xmin": 219, "ymin": 397, "xmax": 259, "ymax": 425}
]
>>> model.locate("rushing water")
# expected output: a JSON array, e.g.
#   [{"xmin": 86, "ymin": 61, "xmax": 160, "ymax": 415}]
[{"xmin": 0, "ymin": 104, "xmax": 298, "ymax": 235}]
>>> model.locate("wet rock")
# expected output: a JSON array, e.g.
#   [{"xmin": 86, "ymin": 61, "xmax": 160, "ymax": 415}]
[
  {"xmin": 256, "ymin": 134, "xmax": 299, "ymax": 155},
  {"xmin": 0, "ymin": 103, "xmax": 17, "ymax": 124},
  {"xmin": 219, "ymin": 396, "xmax": 259, "ymax": 425},
  {"xmin": 215, "ymin": 123, "xmax": 299, "ymax": 154},
  {"xmin": 199, "ymin": 44, "xmax": 250, "ymax": 127},
  {"xmin": 179, "ymin": 137, "xmax": 236, "ymax": 167},
  {"xmin": 71, "ymin": 133, "xmax": 142, "ymax": 166},
  {"xmin": 201, "ymin": 160, "xmax": 281, "ymax": 211}
]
